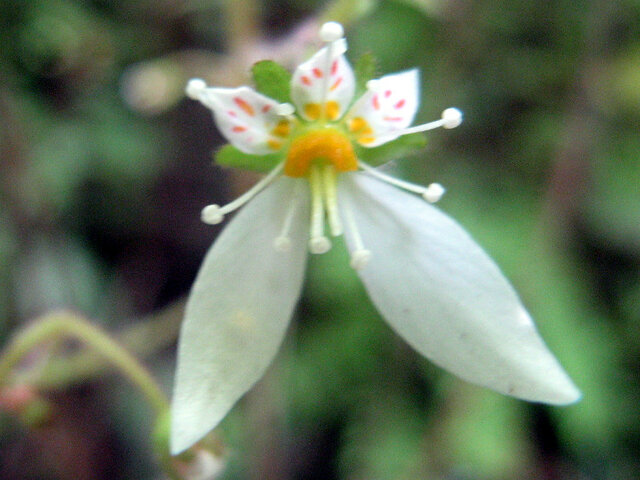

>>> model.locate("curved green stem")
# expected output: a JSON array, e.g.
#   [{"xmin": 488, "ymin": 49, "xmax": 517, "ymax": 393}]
[{"xmin": 0, "ymin": 311, "xmax": 169, "ymax": 415}]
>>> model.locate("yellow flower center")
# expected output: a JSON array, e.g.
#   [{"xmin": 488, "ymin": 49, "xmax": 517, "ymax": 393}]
[{"xmin": 284, "ymin": 128, "xmax": 357, "ymax": 178}]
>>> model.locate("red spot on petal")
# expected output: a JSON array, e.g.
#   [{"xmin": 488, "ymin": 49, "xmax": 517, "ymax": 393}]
[
  {"xmin": 372, "ymin": 94, "xmax": 380, "ymax": 111},
  {"xmin": 301, "ymin": 76, "xmax": 312, "ymax": 86},
  {"xmin": 228, "ymin": 110, "xmax": 237, "ymax": 117},
  {"xmin": 385, "ymin": 90, "xmax": 392, "ymax": 98},
  {"xmin": 234, "ymin": 97, "xmax": 255, "ymax": 116},
  {"xmin": 232, "ymin": 126, "xmax": 247, "ymax": 132},
  {"xmin": 329, "ymin": 77, "xmax": 343, "ymax": 92},
  {"xmin": 331, "ymin": 60, "xmax": 338, "ymax": 76},
  {"xmin": 394, "ymin": 99, "xmax": 406, "ymax": 109},
  {"xmin": 262, "ymin": 104, "xmax": 271, "ymax": 113},
  {"xmin": 312, "ymin": 68, "xmax": 323, "ymax": 78},
  {"xmin": 384, "ymin": 116, "xmax": 404, "ymax": 122}
]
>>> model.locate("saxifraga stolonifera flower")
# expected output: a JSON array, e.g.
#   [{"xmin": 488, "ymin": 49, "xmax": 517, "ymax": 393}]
[{"xmin": 170, "ymin": 21, "xmax": 580, "ymax": 455}]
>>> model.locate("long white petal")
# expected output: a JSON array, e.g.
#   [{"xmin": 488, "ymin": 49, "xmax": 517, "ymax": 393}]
[
  {"xmin": 171, "ymin": 177, "xmax": 309, "ymax": 454},
  {"xmin": 338, "ymin": 173, "xmax": 580, "ymax": 405}
]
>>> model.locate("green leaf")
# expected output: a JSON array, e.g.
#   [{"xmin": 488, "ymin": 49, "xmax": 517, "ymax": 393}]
[
  {"xmin": 214, "ymin": 144, "xmax": 281, "ymax": 173},
  {"xmin": 354, "ymin": 52, "xmax": 378, "ymax": 98},
  {"xmin": 251, "ymin": 60, "xmax": 292, "ymax": 104},
  {"xmin": 355, "ymin": 133, "xmax": 427, "ymax": 166}
]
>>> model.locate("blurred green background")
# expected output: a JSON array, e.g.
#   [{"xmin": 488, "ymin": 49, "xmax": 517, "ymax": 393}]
[{"xmin": 0, "ymin": 0, "xmax": 639, "ymax": 478}]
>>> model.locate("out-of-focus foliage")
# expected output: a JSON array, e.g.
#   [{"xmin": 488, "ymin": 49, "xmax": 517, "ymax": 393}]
[{"xmin": 0, "ymin": 0, "xmax": 639, "ymax": 479}]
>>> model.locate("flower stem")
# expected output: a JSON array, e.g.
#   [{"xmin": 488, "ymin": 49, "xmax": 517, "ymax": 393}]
[{"xmin": 0, "ymin": 310, "xmax": 169, "ymax": 415}]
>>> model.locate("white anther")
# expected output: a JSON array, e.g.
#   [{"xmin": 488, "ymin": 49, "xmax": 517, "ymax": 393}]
[
  {"xmin": 309, "ymin": 236, "xmax": 331, "ymax": 254},
  {"xmin": 276, "ymin": 103, "xmax": 295, "ymax": 116},
  {"xmin": 350, "ymin": 249, "xmax": 371, "ymax": 270},
  {"xmin": 320, "ymin": 22, "xmax": 344, "ymax": 42},
  {"xmin": 366, "ymin": 79, "xmax": 381, "ymax": 91},
  {"xmin": 442, "ymin": 108, "xmax": 463, "ymax": 129},
  {"xmin": 186, "ymin": 78, "xmax": 207, "ymax": 100},
  {"xmin": 423, "ymin": 183, "xmax": 445, "ymax": 203},
  {"xmin": 201, "ymin": 204, "xmax": 224, "ymax": 224},
  {"xmin": 273, "ymin": 236, "xmax": 291, "ymax": 252}
]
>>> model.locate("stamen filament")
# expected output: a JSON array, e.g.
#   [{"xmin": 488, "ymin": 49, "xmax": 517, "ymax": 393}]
[
  {"xmin": 273, "ymin": 182, "xmax": 303, "ymax": 252},
  {"xmin": 358, "ymin": 161, "xmax": 446, "ymax": 203},
  {"xmin": 322, "ymin": 164, "xmax": 343, "ymax": 236},
  {"xmin": 375, "ymin": 108, "xmax": 463, "ymax": 145},
  {"xmin": 201, "ymin": 162, "xmax": 284, "ymax": 225},
  {"xmin": 308, "ymin": 164, "xmax": 331, "ymax": 254},
  {"xmin": 358, "ymin": 161, "xmax": 427, "ymax": 195},
  {"xmin": 342, "ymin": 199, "xmax": 371, "ymax": 270}
]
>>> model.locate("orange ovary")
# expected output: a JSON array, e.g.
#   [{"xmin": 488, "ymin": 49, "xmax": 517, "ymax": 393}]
[{"xmin": 284, "ymin": 129, "xmax": 357, "ymax": 178}]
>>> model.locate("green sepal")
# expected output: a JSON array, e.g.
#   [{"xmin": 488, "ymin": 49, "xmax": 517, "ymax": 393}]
[
  {"xmin": 354, "ymin": 52, "xmax": 378, "ymax": 98},
  {"xmin": 355, "ymin": 133, "xmax": 427, "ymax": 167},
  {"xmin": 251, "ymin": 60, "xmax": 292, "ymax": 104},
  {"xmin": 214, "ymin": 144, "xmax": 282, "ymax": 173}
]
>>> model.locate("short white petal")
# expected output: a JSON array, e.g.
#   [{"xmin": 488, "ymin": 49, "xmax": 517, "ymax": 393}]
[
  {"xmin": 290, "ymin": 46, "xmax": 355, "ymax": 121},
  {"xmin": 197, "ymin": 86, "xmax": 287, "ymax": 154},
  {"xmin": 345, "ymin": 69, "xmax": 420, "ymax": 147},
  {"xmin": 338, "ymin": 173, "xmax": 580, "ymax": 405},
  {"xmin": 171, "ymin": 177, "xmax": 309, "ymax": 454}
]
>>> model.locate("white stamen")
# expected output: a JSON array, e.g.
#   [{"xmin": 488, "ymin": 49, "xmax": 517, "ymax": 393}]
[
  {"xmin": 322, "ymin": 165, "xmax": 343, "ymax": 236},
  {"xmin": 273, "ymin": 182, "xmax": 303, "ymax": 252},
  {"xmin": 309, "ymin": 236, "xmax": 331, "ymax": 254},
  {"xmin": 359, "ymin": 161, "xmax": 429, "ymax": 195},
  {"xmin": 320, "ymin": 22, "xmax": 344, "ymax": 43},
  {"xmin": 442, "ymin": 107, "xmax": 463, "ymax": 129},
  {"xmin": 377, "ymin": 107, "xmax": 463, "ymax": 144},
  {"xmin": 186, "ymin": 78, "xmax": 207, "ymax": 100},
  {"xmin": 273, "ymin": 236, "xmax": 292, "ymax": 252},
  {"xmin": 423, "ymin": 183, "xmax": 445, "ymax": 203},
  {"xmin": 350, "ymin": 249, "xmax": 371, "ymax": 270},
  {"xmin": 201, "ymin": 163, "xmax": 284, "ymax": 225},
  {"xmin": 366, "ymin": 79, "xmax": 380, "ymax": 90},
  {"xmin": 201, "ymin": 204, "xmax": 224, "ymax": 224},
  {"xmin": 309, "ymin": 165, "xmax": 330, "ymax": 254},
  {"xmin": 276, "ymin": 103, "xmax": 295, "ymax": 116},
  {"xmin": 342, "ymin": 200, "xmax": 371, "ymax": 270}
]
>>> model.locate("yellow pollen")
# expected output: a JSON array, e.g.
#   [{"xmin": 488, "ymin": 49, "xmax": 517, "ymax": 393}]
[
  {"xmin": 284, "ymin": 129, "xmax": 358, "ymax": 178},
  {"xmin": 349, "ymin": 117, "xmax": 369, "ymax": 133},
  {"xmin": 325, "ymin": 101, "xmax": 340, "ymax": 121},
  {"xmin": 271, "ymin": 119, "xmax": 291, "ymax": 138},
  {"xmin": 358, "ymin": 136, "xmax": 376, "ymax": 145},
  {"xmin": 267, "ymin": 139, "xmax": 282, "ymax": 151},
  {"xmin": 304, "ymin": 103, "xmax": 322, "ymax": 120}
]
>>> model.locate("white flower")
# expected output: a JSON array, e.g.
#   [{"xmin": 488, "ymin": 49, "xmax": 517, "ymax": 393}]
[{"xmin": 171, "ymin": 22, "xmax": 580, "ymax": 455}]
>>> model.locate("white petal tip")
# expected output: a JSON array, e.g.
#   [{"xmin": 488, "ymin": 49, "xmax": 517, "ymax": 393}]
[
  {"xmin": 276, "ymin": 103, "xmax": 295, "ymax": 116},
  {"xmin": 309, "ymin": 236, "xmax": 331, "ymax": 254},
  {"xmin": 350, "ymin": 249, "xmax": 371, "ymax": 270},
  {"xmin": 442, "ymin": 108, "xmax": 463, "ymax": 129},
  {"xmin": 186, "ymin": 78, "xmax": 207, "ymax": 100},
  {"xmin": 547, "ymin": 382, "xmax": 583, "ymax": 406},
  {"xmin": 273, "ymin": 236, "xmax": 292, "ymax": 252},
  {"xmin": 320, "ymin": 21, "xmax": 344, "ymax": 42},
  {"xmin": 422, "ymin": 183, "xmax": 445, "ymax": 203},
  {"xmin": 201, "ymin": 205, "xmax": 224, "ymax": 225}
]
